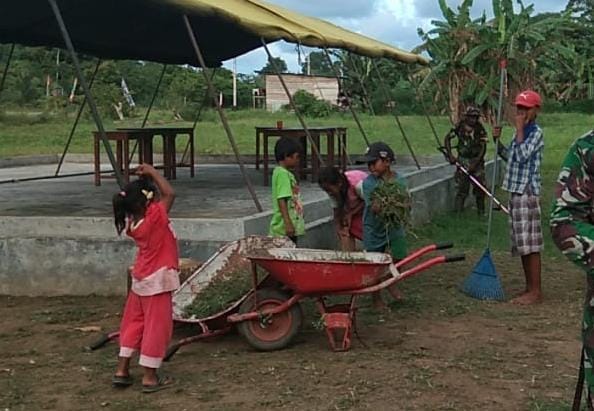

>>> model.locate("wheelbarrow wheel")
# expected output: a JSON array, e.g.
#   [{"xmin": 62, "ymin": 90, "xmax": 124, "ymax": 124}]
[{"xmin": 237, "ymin": 288, "xmax": 302, "ymax": 351}]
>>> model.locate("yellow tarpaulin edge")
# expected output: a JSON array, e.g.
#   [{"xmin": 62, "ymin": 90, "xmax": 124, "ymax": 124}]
[{"xmin": 167, "ymin": 0, "xmax": 428, "ymax": 65}]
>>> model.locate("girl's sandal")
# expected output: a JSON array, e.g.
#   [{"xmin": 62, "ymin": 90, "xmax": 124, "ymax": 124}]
[
  {"xmin": 112, "ymin": 375, "xmax": 133, "ymax": 388},
  {"xmin": 142, "ymin": 375, "xmax": 175, "ymax": 394}
]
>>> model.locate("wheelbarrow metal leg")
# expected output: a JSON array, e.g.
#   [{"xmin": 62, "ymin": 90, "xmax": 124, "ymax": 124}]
[{"xmin": 316, "ymin": 296, "xmax": 358, "ymax": 352}]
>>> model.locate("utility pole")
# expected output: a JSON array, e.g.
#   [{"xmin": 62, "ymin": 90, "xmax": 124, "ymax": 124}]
[
  {"xmin": 232, "ymin": 58, "xmax": 237, "ymax": 109},
  {"xmin": 307, "ymin": 53, "xmax": 311, "ymax": 76},
  {"xmin": 55, "ymin": 49, "xmax": 61, "ymax": 96}
]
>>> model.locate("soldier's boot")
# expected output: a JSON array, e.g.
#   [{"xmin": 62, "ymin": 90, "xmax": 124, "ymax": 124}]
[{"xmin": 476, "ymin": 196, "xmax": 485, "ymax": 217}]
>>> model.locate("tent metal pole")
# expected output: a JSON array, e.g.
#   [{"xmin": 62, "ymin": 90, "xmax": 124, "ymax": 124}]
[
  {"xmin": 48, "ymin": 0, "xmax": 124, "ymax": 188},
  {"xmin": 128, "ymin": 63, "xmax": 167, "ymax": 164},
  {"xmin": 0, "ymin": 44, "xmax": 15, "ymax": 99},
  {"xmin": 372, "ymin": 60, "xmax": 421, "ymax": 170},
  {"xmin": 181, "ymin": 68, "xmax": 217, "ymax": 164},
  {"xmin": 55, "ymin": 59, "xmax": 101, "ymax": 176},
  {"xmin": 261, "ymin": 39, "xmax": 325, "ymax": 167},
  {"xmin": 322, "ymin": 47, "xmax": 369, "ymax": 147},
  {"xmin": 183, "ymin": 15, "xmax": 263, "ymax": 212}
]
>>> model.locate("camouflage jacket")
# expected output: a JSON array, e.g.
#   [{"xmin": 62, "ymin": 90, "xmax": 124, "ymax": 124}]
[
  {"xmin": 444, "ymin": 121, "xmax": 488, "ymax": 161},
  {"xmin": 550, "ymin": 130, "xmax": 594, "ymax": 271}
]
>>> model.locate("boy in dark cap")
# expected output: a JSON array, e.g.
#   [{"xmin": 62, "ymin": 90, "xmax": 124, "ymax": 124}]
[{"xmin": 360, "ymin": 142, "xmax": 410, "ymax": 309}]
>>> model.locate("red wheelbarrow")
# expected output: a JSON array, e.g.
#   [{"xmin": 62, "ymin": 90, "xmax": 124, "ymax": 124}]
[
  {"xmin": 88, "ymin": 239, "xmax": 463, "ymax": 357},
  {"xmin": 227, "ymin": 242, "xmax": 464, "ymax": 352}
]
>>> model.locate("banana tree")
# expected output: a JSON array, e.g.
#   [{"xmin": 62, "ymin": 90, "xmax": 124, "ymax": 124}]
[{"xmin": 417, "ymin": 0, "xmax": 569, "ymax": 125}]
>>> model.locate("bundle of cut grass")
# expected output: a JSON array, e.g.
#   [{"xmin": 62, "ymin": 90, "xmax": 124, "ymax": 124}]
[
  {"xmin": 184, "ymin": 268, "xmax": 253, "ymax": 318},
  {"xmin": 370, "ymin": 180, "xmax": 412, "ymax": 230}
]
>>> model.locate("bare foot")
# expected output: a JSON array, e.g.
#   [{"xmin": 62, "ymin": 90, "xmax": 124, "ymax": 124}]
[
  {"xmin": 510, "ymin": 291, "xmax": 542, "ymax": 305},
  {"xmin": 387, "ymin": 284, "xmax": 405, "ymax": 302},
  {"xmin": 511, "ymin": 288, "xmax": 528, "ymax": 298}
]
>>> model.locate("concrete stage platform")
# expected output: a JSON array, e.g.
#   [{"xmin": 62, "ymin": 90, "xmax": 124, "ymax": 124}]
[{"xmin": 0, "ymin": 159, "xmax": 498, "ymax": 296}]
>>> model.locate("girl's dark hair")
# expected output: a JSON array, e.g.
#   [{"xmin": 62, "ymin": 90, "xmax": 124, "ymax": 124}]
[
  {"xmin": 112, "ymin": 178, "xmax": 157, "ymax": 235},
  {"xmin": 318, "ymin": 166, "xmax": 348, "ymax": 209},
  {"xmin": 274, "ymin": 137, "xmax": 302, "ymax": 162}
]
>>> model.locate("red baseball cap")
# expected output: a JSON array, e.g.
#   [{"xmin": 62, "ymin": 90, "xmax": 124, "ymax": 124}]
[{"xmin": 515, "ymin": 90, "xmax": 542, "ymax": 108}]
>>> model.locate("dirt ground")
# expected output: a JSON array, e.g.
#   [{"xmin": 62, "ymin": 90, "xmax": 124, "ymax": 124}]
[{"xmin": 0, "ymin": 252, "xmax": 586, "ymax": 411}]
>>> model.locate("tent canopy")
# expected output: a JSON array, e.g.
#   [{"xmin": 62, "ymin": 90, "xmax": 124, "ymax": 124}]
[{"xmin": 0, "ymin": 0, "xmax": 428, "ymax": 67}]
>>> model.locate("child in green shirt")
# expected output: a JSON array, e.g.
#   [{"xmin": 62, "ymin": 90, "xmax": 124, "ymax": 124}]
[{"xmin": 269, "ymin": 138, "xmax": 305, "ymax": 243}]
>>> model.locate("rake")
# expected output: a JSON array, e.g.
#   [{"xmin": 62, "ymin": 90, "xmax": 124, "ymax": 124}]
[{"xmin": 461, "ymin": 60, "xmax": 507, "ymax": 301}]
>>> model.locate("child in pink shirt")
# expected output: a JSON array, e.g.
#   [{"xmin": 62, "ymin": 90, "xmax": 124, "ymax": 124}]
[
  {"xmin": 111, "ymin": 164, "xmax": 178, "ymax": 393},
  {"xmin": 318, "ymin": 167, "xmax": 368, "ymax": 251}
]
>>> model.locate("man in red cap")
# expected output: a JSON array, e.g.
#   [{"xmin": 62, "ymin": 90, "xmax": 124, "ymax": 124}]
[{"xmin": 493, "ymin": 90, "xmax": 544, "ymax": 305}]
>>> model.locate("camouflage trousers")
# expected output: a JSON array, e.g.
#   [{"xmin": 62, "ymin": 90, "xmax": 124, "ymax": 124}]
[
  {"xmin": 454, "ymin": 160, "xmax": 485, "ymax": 213},
  {"xmin": 550, "ymin": 221, "xmax": 594, "ymax": 392},
  {"xmin": 582, "ymin": 276, "xmax": 594, "ymax": 392}
]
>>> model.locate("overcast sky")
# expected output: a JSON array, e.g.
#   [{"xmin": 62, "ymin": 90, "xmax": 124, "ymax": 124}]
[{"xmin": 223, "ymin": 0, "xmax": 566, "ymax": 74}]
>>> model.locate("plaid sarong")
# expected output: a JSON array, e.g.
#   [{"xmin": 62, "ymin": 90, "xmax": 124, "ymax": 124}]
[{"xmin": 509, "ymin": 192, "xmax": 543, "ymax": 256}]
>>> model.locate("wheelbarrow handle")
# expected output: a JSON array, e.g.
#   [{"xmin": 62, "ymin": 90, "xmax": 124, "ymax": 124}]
[
  {"xmin": 445, "ymin": 253, "xmax": 466, "ymax": 263},
  {"xmin": 395, "ymin": 242, "xmax": 453, "ymax": 268},
  {"xmin": 435, "ymin": 242, "xmax": 454, "ymax": 250}
]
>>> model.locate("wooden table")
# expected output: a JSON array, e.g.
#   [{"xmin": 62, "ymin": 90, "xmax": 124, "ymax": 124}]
[
  {"xmin": 255, "ymin": 127, "xmax": 347, "ymax": 186},
  {"xmin": 93, "ymin": 127, "xmax": 194, "ymax": 186}
]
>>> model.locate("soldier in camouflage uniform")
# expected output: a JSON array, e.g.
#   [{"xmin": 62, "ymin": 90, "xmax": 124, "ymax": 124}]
[
  {"xmin": 550, "ymin": 130, "xmax": 594, "ymax": 403},
  {"xmin": 444, "ymin": 106, "xmax": 488, "ymax": 215}
]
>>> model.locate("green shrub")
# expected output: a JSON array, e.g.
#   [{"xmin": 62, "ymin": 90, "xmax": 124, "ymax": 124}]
[{"xmin": 284, "ymin": 90, "xmax": 333, "ymax": 118}]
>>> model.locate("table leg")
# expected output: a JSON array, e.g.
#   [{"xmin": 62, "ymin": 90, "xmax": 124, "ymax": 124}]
[
  {"xmin": 311, "ymin": 134, "xmax": 320, "ymax": 183},
  {"xmin": 299, "ymin": 136, "xmax": 307, "ymax": 180},
  {"xmin": 339, "ymin": 131, "xmax": 348, "ymax": 171},
  {"xmin": 147, "ymin": 135, "xmax": 154, "ymax": 167},
  {"xmin": 94, "ymin": 135, "xmax": 100, "ymax": 186},
  {"xmin": 255, "ymin": 130, "xmax": 260, "ymax": 170},
  {"xmin": 327, "ymin": 130, "xmax": 335, "ymax": 167},
  {"xmin": 123, "ymin": 138, "xmax": 130, "ymax": 184},
  {"xmin": 263, "ymin": 133, "xmax": 269, "ymax": 186},
  {"xmin": 116, "ymin": 140, "xmax": 123, "ymax": 175},
  {"xmin": 171, "ymin": 135, "xmax": 177, "ymax": 180},
  {"xmin": 190, "ymin": 132, "xmax": 195, "ymax": 177},
  {"xmin": 137, "ymin": 138, "xmax": 143, "ymax": 165},
  {"xmin": 162, "ymin": 135, "xmax": 170, "ymax": 179}
]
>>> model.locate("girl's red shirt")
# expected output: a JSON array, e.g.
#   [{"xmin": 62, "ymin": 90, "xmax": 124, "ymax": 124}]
[{"xmin": 127, "ymin": 201, "xmax": 179, "ymax": 280}]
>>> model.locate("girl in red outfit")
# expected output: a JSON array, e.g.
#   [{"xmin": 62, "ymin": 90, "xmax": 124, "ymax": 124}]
[{"xmin": 111, "ymin": 164, "xmax": 178, "ymax": 393}]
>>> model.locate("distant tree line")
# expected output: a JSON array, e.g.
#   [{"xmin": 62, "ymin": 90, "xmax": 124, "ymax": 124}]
[{"xmin": 0, "ymin": 0, "xmax": 591, "ymax": 121}]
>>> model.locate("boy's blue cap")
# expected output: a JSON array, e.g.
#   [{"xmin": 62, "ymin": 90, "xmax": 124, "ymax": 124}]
[{"xmin": 357, "ymin": 142, "xmax": 395, "ymax": 163}]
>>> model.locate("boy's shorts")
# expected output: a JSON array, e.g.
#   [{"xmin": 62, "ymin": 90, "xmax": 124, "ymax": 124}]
[
  {"xmin": 367, "ymin": 237, "xmax": 408, "ymax": 261},
  {"xmin": 509, "ymin": 192, "xmax": 543, "ymax": 257}
]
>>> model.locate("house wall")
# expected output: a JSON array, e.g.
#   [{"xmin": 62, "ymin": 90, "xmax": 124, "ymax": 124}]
[{"xmin": 265, "ymin": 74, "xmax": 339, "ymax": 111}]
